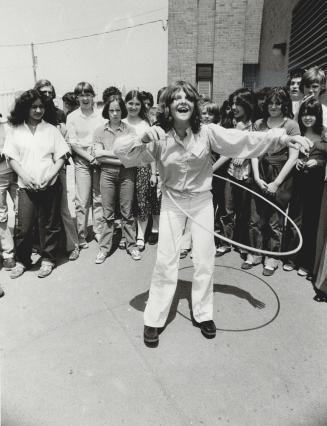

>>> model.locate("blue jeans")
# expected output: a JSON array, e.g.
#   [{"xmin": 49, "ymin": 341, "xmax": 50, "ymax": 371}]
[
  {"xmin": 15, "ymin": 180, "xmax": 62, "ymax": 267},
  {"xmin": 99, "ymin": 166, "xmax": 136, "ymax": 255},
  {"xmin": 74, "ymin": 158, "xmax": 103, "ymax": 243}
]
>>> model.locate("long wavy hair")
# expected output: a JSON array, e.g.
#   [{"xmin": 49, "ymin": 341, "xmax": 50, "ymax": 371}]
[
  {"xmin": 229, "ymin": 87, "xmax": 258, "ymax": 123},
  {"xmin": 262, "ymin": 87, "xmax": 293, "ymax": 122},
  {"xmin": 8, "ymin": 89, "xmax": 58, "ymax": 126},
  {"xmin": 156, "ymin": 80, "xmax": 201, "ymax": 133}
]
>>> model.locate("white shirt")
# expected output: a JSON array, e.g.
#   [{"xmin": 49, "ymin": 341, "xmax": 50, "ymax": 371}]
[
  {"xmin": 66, "ymin": 107, "xmax": 105, "ymax": 150},
  {"xmin": 122, "ymin": 119, "xmax": 149, "ymax": 138},
  {"xmin": 3, "ymin": 120, "xmax": 69, "ymax": 188}
]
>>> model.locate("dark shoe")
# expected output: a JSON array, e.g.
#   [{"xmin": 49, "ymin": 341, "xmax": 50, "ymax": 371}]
[
  {"xmin": 194, "ymin": 319, "xmax": 216, "ymax": 339},
  {"xmin": 148, "ymin": 232, "xmax": 159, "ymax": 245},
  {"xmin": 313, "ymin": 289, "xmax": 327, "ymax": 303},
  {"xmin": 144, "ymin": 326, "xmax": 159, "ymax": 348},
  {"xmin": 263, "ymin": 267, "xmax": 276, "ymax": 276},
  {"xmin": 3, "ymin": 258, "xmax": 16, "ymax": 270},
  {"xmin": 0, "ymin": 287, "xmax": 4, "ymax": 298},
  {"xmin": 180, "ymin": 249, "xmax": 190, "ymax": 259},
  {"xmin": 37, "ymin": 263, "xmax": 54, "ymax": 278}
]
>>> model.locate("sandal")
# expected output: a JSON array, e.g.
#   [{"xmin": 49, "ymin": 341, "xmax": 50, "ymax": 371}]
[{"xmin": 136, "ymin": 238, "xmax": 145, "ymax": 251}]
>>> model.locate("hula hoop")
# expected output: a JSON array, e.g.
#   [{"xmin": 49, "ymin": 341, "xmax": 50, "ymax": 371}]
[{"xmin": 166, "ymin": 173, "xmax": 303, "ymax": 257}]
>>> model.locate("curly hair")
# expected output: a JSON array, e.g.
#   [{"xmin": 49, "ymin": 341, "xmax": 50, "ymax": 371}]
[
  {"xmin": 298, "ymin": 98, "xmax": 323, "ymax": 136},
  {"xmin": 124, "ymin": 90, "xmax": 149, "ymax": 122},
  {"xmin": 262, "ymin": 87, "xmax": 293, "ymax": 122},
  {"xmin": 8, "ymin": 89, "xmax": 58, "ymax": 126},
  {"xmin": 102, "ymin": 95, "xmax": 127, "ymax": 120},
  {"xmin": 229, "ymin": 87, "xmax": 258, "ymax": 123},
  {"xmin": 156, "ymin": 80, "xmax": 201, "ymax": 133}
]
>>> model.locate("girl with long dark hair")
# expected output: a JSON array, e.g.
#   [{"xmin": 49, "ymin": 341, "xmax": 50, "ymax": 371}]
[
  {"xmin": 3, "ymin": 89, "xmax": 69, "ymax": 278},
  {"xmin": 283, "ymin": 98, "xmax": 327, "ymax": 277}
]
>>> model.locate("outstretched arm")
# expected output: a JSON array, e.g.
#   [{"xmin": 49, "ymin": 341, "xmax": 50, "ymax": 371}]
[{"xmin": 206, "ymin": 124, "xmax": 312, "ymax": 159}]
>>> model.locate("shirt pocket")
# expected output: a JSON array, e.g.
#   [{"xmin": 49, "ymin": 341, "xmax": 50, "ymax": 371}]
[{"xmin": 190, "ymin": 141, "xmax": 207, "ymax": 158}]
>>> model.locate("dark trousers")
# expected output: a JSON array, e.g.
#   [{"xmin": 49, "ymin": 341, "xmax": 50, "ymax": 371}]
[
  {"xmin": 220, "ymin": 175, "xmax": 251, "ymax": 246},
  {"xmin": 99, "ymin": 166, "xmax": 136, "ymax": 254},
  {"xmin": 15, "ymin": 180, "xmax": 62, "ymax": 267},
  {"xmin": 284, "ymin": 168, "xmax": 325, "ymax": 271}
]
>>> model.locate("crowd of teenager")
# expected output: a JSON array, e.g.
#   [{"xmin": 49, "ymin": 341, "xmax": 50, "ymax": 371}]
[{"xmin": 0, "ymin": 65, "xmax": 326, "ymax": 305}]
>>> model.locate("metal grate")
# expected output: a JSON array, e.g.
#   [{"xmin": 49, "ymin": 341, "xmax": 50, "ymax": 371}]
[{"xmin": 289, "ymin": 0, "xmax": 327, "ymax": 72}]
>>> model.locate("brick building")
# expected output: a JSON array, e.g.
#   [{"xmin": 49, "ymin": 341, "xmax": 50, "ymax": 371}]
[{"xmin": 168, "ymin": 0, "xmax": 327, "ymax": 103}]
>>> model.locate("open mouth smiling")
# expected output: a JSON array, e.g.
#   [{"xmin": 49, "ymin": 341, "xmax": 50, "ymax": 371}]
[{"xmin": 176, "ymin": 105, "xmax": 190, "ymax": 113}]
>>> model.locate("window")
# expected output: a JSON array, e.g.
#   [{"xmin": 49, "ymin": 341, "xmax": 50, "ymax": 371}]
[{"xmin": 196, "ymin": 64, "xmax": 213, "ymax": 99}]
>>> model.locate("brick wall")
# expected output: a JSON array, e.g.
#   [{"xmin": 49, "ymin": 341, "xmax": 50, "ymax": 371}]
[
  {"xmin": 168, "ymin": 0, "xmax": 265, "ymax": 104},
  {"xmin": 168, "ymin": 0, "xmax": 198, "ymax": 85},
  {"xmin": 244, "ymin": 0, "xmax": 264, "ymax": 64}
]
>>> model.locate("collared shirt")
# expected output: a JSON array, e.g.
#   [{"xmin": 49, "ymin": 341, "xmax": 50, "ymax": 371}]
[
  {"xmin": 66, "ymin": 107, "xmax": 105, "ymax": 150},
  {"xmin": 3, "ymin": 120, "xmax": 69, "ymax": 188},
  {"xmin": 113, "ymin": 123, "xmax": 286, "ymax": 197},
  {"xmin": 93, "ymin": 121, "xmax": 135, "ymax": 155},
  {"xmin": 227, "ymin": 120, "xmax": 253, "ymax": 180}
]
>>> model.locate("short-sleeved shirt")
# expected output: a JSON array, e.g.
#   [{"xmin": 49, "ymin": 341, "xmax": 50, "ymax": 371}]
[
  {"xmin": 3, "ymin": 120, "xmax": 69, "ymax": 188},
  {"xmin": 93, "ymin": 121, "xmax": 136, "ymax": 168},
  {"xmin": 253, "ymin": 117, "xmax": 300, "ymax": 164},
  {"xmin": 66, "ymin": 107, "xmax": 105, "ymax": 151}
]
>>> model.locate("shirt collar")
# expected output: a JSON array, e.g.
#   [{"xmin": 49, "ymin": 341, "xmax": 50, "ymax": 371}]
[
  {"xmin": 170, "ymin": 126, "xmax": 192, "ymax": 145},
  {"xmin": 104, "ymin": 121, "xmax": 126, "ymax": 133},
  {"xmin": 23, "ymin": 120, "xmax": 45, "ymax": 131}
]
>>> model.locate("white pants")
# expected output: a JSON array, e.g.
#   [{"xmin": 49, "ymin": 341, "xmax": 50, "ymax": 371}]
[{"xmin": 144, "ymin": 191, "xmax": 216, "ymax": 327}]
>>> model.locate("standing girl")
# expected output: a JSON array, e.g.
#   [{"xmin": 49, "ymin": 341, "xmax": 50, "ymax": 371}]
[
  {"xmin": 123, "ymin": 90, "xmax": 160, "ymax": 251},
  {"xmin": 214, "ymin": 88, "xmax": 256, "ymax": 257},
  {"xmin": 4, "ymin": 89, "xmax": 69, "ymax": 278},
  {"xmin": 113, "ymin": 80, "xmax": 308, "ymax": 347},
  {"xmin": 66, "ymin": 82, "xmax": 104, "ymax": 248},
  {"xmin": 92, "ymin": 95, "xmax": 140, "ymax": 262},
  {"xmin": 244, "ymin": 87, "xmax": 299, "ymax": 275},
  {"xmin": 283, "ymin": 98, "xmax": 327, "ymax": 277}
]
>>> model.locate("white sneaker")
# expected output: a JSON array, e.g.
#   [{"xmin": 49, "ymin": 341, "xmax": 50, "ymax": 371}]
[{"xmin": 95, "ymin": 251, "xmax": 106, "ymax": 264}]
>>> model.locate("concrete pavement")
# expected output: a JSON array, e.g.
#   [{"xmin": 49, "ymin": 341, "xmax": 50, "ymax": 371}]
[{"xmin": 1, "ymin": 238, "xmax": 327, "ymax": 426}]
